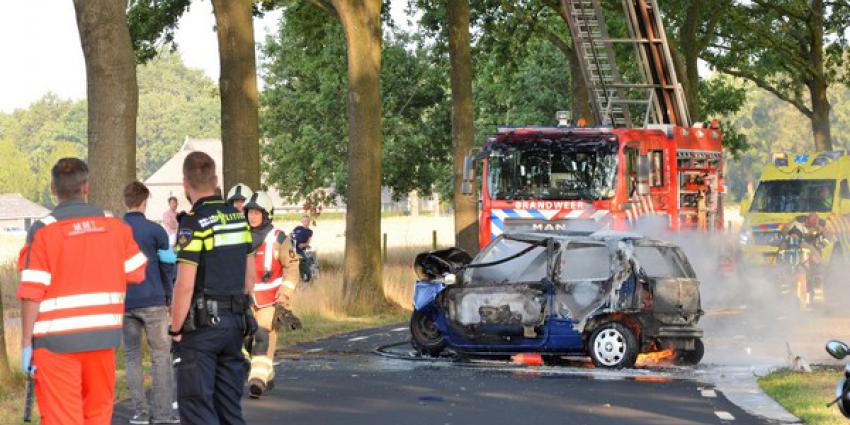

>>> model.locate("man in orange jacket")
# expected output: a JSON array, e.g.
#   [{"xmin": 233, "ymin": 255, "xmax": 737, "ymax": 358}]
[{"xmin": 17, "ymin": 158, "xmax": 147, "ymax": 425}]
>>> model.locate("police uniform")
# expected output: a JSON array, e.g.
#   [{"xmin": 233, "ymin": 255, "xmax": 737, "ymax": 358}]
[{"xmin": 173, "ymin": 195, "xmax": 254, "ymax": 425}]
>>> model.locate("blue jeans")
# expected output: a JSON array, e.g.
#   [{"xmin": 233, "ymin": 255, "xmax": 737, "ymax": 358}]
[{"xmin": 123, "ymin": 305, "xmax": 175, "ymax": 421}]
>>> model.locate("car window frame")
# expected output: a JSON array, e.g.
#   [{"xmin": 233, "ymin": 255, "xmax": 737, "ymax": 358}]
[{"xmin": 556, "ymin": 240, "xmax": 612, "ymax": 283}]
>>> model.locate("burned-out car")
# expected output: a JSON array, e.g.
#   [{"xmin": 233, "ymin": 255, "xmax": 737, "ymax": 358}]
[{"xmin": 410, "ymin": 231, "xmax": 704, "ymax": 369}]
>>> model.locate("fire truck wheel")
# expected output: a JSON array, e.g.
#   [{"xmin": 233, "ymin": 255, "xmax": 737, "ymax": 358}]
[
  {"xmin": 410, "ymin": 310, "xmax": 446, "ymax": 357},
  {"xmin": 588, "ymin": 322, "xmax": 638, "ymax": 369},
  {"xmin": 675, "ymin": 339, "xmax": 705, "ymax": 366}
]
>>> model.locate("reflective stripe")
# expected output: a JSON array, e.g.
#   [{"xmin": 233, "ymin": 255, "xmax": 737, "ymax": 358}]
[
  {"xmin": 254, "ymin": 280, "xmax": 282, "ymax": 291},
  {"xmin": 214, "ymin": 231, "xmax": 251, "ymax": 247},
  {"xmin": 124, "ymin": 252, "xmax": 147, "ymax": 273},
  {"xmin": 263, "ymin": 231, "xmax": 276, "ymax": 273},
  {"xmin": 39, "ymin": 292, "xmax": 125, "ymax": 313},
  {"xmin": 33, "ymin": 313, "xmax": 123, "ymax": 335},
  {"xmin": 194, "ymin": 229, "xmax": 213, "ymax": 238},
  {"xmin": 21, "ymin": 269, "xmax": 51, "ymax": 286},
  {"xmin": 182, "ymin": 239, "xmax": 204, "ymax": 252},
  {"xmin": 214, "ymin": 222, "xmax": 248, "ymax": 231}
]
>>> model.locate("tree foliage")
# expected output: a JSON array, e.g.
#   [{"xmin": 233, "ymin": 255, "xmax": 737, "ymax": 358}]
[
  {"xmin": 0, "ymin": 55, "xmax": 219, "ymax": 205},
  {"xmin": 704, "ymin": 0, "xmax": 850, "ymax": 151},
  {"xmin": 260, "ymin": 3, "xmax": 452, "ymax": 203}
]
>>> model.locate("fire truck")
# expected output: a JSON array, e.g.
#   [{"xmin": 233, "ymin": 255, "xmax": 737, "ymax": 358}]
[{"xmin": 461, "ymin": 0, "xmax": 725, "ymax": 247}]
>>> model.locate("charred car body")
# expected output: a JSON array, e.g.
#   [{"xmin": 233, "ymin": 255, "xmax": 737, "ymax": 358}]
[{"xmin": 410, "ymin": 231, "xmax": 704, "ymax": 369}]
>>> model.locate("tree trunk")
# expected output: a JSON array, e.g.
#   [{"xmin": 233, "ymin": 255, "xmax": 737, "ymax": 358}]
[
  {"xmin": 334, "ymin": 0, "xmax": 385, "ymax": 315},
  {"xmin": 675, "ymin": 1, "xmax": 702, "ymax": 121},
  {"xmin": 568, "ymin": 47, "xmax": 594, "ymax": 125},
  {"xmin": 73, "ymin": 0, "xmax": 138, "ymax": 213},
  {"xmin": 211, "ymin": 0, "xmax": 260, "ymax": 192},
  {"xmin": 448, "ymin": 0, "xmax": 479, "ymax": 255},
  {"xmin": 807, "ymin": 0, "xmax": 832, "ymax": 152}
]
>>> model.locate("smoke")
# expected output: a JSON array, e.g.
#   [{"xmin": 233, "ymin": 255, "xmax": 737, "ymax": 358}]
[{"xmin": 628, "ymin": 216, "xmax": 850, "ymax": 366}]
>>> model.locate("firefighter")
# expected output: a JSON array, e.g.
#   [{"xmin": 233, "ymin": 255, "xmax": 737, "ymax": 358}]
[
  {"xmin": 226, "ymin": 183, "xmax": 253, "ymax": 213},
  {"xmin": 169, "ymin": 152, "xmax": 256, "ymax": 425},
  {"xmin": 17, "ymin": 158, "xmax": 147, "ymax": 425},
  {"xmin": 243, "ymin": 191, "xmax": 300, "ymax": 397}
]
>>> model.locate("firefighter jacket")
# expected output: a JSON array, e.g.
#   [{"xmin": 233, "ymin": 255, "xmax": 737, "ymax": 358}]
[
  {"xmin": 175, "ymin": 196, "xmax": 253, "ymax": 298},
  {"xmin": 251, "ymin": 226, "xmax": 299, "ymax": 307},
  {"xmin": 17, "ymin": 199, "xmax": 147, "ymax": 353}
]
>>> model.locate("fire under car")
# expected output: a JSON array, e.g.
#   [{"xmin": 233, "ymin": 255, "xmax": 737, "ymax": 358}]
[{"xmin": 410, "ymin": 231, "xmax": 704, "ymax": 369}]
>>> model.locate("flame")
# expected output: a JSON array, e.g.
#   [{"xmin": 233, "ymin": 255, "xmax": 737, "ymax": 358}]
[{"xmin": 636, "ymin": 349, "xmax": 676, "ymax": 367}]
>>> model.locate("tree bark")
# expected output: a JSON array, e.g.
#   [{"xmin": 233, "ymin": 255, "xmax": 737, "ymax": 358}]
[
  {"xmin": 212, "ymin": 0, "xmax": 260, "ymax": 192},
  {"xmin": 676, "ymin": 1, "xmax": 702, "ymax": 121},
  {"xmin": 807, "ymin": 0, "xmax": 832, "ymax": 151},
  {"xmin": 447, "ymin": 0, "xmax": 479, "ymax": 255},
  {"xmin": 568, "ymin": 46, "xmax": 594, "ymax": 125},
  {"xmin": 333, "ymin": 0, "xmax": 385, "ymax": 315},
  {"xmin": 73, "ymin": 0, "xmax": 138, "ymax": 213}
]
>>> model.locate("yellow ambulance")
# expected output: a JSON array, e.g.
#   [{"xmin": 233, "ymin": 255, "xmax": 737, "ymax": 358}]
[{"xmin": 739, "ymin": 151, "xmax": 850, "ymax": 269}]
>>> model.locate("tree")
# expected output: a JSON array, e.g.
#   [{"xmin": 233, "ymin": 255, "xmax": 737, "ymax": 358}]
[
  {"xmin": 260, "ymin": 5, "xmax": 452, "ymax": 203},
  {"xmin": 0, "ymin": 141, "xmax": 36, "ymax": 197},
  {"xmin": 211, "ymin": 0, "xmax": 261, "ymax": 192},
  {"xmin": 72, "ymin": 0, "xmax": 139, "ymax": 213},
  {"xmin": 136, "ymin": 52, "xmax": 220, "ymax": 178},
  {"xmin": 300, "ymin": 0, "xmax": 385, "ymax": 314},
  {"xmin": 704, "ymin": 0, "xmax": 850, "ymax": 151},
  {"xmin": 447, "ymin": 0, "xmax": 479, "ymax": 254}
]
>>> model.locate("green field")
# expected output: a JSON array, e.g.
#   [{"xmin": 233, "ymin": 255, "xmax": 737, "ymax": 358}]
[{"xmin": 759, "ymin": 368, "xmax": 847, "ymax": 425}]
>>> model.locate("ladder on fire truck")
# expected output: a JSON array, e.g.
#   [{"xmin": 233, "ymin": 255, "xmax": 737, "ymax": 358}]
[{"xmin": 562, "ymin": 0, "xmax": 690, "ymax": 128}]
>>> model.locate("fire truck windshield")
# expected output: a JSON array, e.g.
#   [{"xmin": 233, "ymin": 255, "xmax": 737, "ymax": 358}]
[
  {"xmin": 487, "ymin": 140, "xmax": 618, "ymax": 201},
  {"xmin": 750, "ymin": 179, "xmax": 836, "ymax": 213}
]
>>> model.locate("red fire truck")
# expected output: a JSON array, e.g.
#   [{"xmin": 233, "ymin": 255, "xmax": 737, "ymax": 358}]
[{"xmin": 462, "ymin": 0, "xmax": 725, "ymax": 247}]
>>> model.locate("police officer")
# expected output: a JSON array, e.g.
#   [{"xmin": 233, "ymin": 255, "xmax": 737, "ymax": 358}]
[
  {"xmin": 169, "ymin": 152, "xmax": 257, "ymax": 425},
  {"xmin": 226, "ymin": 183, "xmax": 254, "ymax": 213}
]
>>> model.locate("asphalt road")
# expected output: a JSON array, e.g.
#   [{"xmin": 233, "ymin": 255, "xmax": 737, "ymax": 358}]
[{"xmin": 112, "ymin": 325, "xmax": 775, "ymax": 425}]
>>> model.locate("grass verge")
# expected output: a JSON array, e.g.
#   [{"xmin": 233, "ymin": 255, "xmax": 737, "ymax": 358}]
[{"xmin": 758, "ymin": 367, "xmax": 846, "ymax": 425}]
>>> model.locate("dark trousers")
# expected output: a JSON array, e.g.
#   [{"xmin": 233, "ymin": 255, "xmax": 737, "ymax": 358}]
[{"xmin": 173, "ymin": 312, "xmax": 247, "ymax": 425}]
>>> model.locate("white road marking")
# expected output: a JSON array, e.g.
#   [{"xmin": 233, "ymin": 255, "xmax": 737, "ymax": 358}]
[
  {"xmin": 701, "ymin": 389, "xmax": 717, "ymax": 398},
  {"xmin": 348, "ymin": 336, "xmax": 369, "ymax": 342},
  {"xmin": 715, "ymin": 411, "xmax": 735, "ymax": 421},
  {"xmin": 392, "ymin": 327, "xmax": 408, "ymax": 332},
  {"xmin": 305, "ymin": 348, "xmax": 323, "ymax": 353}
]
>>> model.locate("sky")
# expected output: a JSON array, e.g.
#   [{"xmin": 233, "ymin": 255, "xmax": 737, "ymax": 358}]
[{"xmin": 0, "ymin": 1, "xmax": 281, "ymax": 113}]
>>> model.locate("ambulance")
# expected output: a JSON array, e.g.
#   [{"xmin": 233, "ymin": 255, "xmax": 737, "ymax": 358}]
[{"xmin": 739, "ymin": 151, "xmax": 850, "ymax": 270}]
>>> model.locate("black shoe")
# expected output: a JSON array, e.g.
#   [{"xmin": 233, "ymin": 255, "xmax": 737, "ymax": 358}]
[{"xmin": 248, "ymin": 379, "xmax": 266, "ymax": 399}]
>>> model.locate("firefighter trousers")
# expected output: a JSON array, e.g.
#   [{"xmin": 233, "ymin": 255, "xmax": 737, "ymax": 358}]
[
  {"xmin": 32, "ymin": 347, "xmax": 116, "ymax": 425},
  {"xmin": 249, "ymin": 304, "xmax": 277, "ymax": 385}
]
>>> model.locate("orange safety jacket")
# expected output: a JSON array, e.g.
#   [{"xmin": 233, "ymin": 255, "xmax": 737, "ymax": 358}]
[
  {"xmin": 253, "ymin": 229, "xmax": 287, "ymax": 307},
  {"xmin": 17, "ymin": 200, "xmax": 146, "ymax": 353}
]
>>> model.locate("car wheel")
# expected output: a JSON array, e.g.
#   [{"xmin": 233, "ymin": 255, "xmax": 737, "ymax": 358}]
[
  {"xmin": 588, "ymin": 322, "xmax": 638, "ymax": 369},
  {"xmin": 675, "ymin": 339, "xmax": 705, "ymax": 366},
  {"xmin": 410, "ymin": 310, "xmax": 446, "ymax": 357}
]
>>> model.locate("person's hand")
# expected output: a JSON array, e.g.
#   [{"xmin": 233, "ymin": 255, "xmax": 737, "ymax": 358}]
[
  {"xmin": 157, "ymin": 248, "xmax": 177, "ymax": 264},
  {"xmin": 171, "ymin": 334, "xmax": 182, "ymax": 343},
  {"xmin": 21, "ymin": 345, "xmax": 34, "ymax": 375}
]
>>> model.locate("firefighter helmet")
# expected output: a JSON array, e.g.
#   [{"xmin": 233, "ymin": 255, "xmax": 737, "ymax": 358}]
[
  {"xmin": 244, "ymin": 191, "xmax": 274, "ymax": 216},
  {"xmin": 226, "ymin": 183, "xmax": 253, "ymax": 204}
]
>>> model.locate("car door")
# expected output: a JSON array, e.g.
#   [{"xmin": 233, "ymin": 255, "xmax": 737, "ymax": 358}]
[
  {"xmin": 550, "ymin": 241, "xmax": 613, "ymax": 348},
  {"xmin": 442, "ymin": 236, "xmax": 550, "ymax": 349}
]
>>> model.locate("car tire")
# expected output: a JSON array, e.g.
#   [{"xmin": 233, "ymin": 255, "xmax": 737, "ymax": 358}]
[
  {"xmin": 588, "ymin": 322, "xmax": 638, "ymax": 369},
  {"xmin": 410, "ymin": 310, "xmax": 446, "ymax": 357},
  {"xmin": 675, "ymin": 339, "xmax": 705, "ymax": 366}
]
